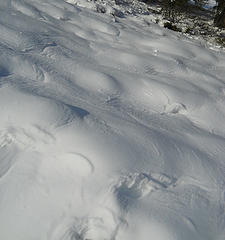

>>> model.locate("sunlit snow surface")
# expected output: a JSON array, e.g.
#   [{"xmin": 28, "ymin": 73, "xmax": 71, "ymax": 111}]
[{"xmin": 0, "ymin": 0, "xmax": 225, "ymax": 239}]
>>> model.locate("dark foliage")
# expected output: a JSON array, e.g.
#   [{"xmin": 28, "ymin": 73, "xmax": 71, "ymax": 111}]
[
  {"xmin": 161, "ymin": 0, "xmax": 189, "ymax": 21},
  {"xmin": 214, "ymin": 0, "xmax": 225, "ymax": 27},
  {"xmin": 164, "ymin": 22, "xmax": 182, "ymax": 31}
]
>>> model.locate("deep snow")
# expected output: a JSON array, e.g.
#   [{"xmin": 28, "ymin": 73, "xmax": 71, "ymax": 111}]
[{"xmin": 0, "ymin": 0, "xmax": 225, "ymax": 239}]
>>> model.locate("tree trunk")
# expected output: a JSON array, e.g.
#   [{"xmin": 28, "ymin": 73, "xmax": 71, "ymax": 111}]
[{"xmin": 214, "ymin": 6, "xmax": 225, "ymax": 28}]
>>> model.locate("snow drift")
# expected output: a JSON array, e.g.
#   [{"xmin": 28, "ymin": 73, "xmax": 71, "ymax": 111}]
[{"xmin": 0, "ymin": 0, "xmax": 225, "ymax": 239}]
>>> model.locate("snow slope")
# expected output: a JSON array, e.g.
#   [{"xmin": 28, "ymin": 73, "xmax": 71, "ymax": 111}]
[{"xmin": 0, "ymin": 0, "xmax": 225, "ymax": 239}]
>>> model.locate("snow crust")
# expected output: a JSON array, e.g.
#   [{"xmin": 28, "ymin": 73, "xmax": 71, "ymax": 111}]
[{"xmin": 0, "ymin": 0, "xmax": 225, "ymax": 239}]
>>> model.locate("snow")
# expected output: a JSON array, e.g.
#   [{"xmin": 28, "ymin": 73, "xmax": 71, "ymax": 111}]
[
  {"xmin": 0, "ymin": 0, "xmax": 225, "ymax": 239},
  {"xmin": 189, "ymin": 0, "xmax": 216, "ymax": 9},
  {"xmin": 204, "ymin": 0, "xmax": 217, "ymax": 9}
]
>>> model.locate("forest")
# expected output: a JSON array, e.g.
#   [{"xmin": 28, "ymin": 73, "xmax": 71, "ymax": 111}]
[{"xmin": 143, "ymin": 0, "xmax": 225, "ymax": 28}]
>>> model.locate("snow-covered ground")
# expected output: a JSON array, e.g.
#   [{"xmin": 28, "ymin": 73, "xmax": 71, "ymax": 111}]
[
  {"xmin": 0, "ymin": 0, "xmax": 225, "ymax": 239},
  {"xmin": 204, "ymin": 0, "xmax": 216, "ymax": 9}
]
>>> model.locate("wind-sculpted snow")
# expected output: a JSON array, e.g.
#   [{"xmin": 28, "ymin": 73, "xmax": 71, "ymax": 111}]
[{"xmin": 0, "ymin": 0, "xmax": 225, "ymax": 239}]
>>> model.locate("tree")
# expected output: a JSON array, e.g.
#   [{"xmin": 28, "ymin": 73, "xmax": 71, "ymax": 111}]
[
  {"xmin": 162, "ymin": 0, "xmax": 189, "ymax": 22},
  {"xmin": 214, "ymin": 0, "xmax": 225, "ymax": 28}
]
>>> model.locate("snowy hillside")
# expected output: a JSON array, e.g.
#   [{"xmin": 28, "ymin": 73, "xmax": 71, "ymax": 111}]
[{"xmin": 0, "ymin": 0, "xmax": 225, "ymax": 239}]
